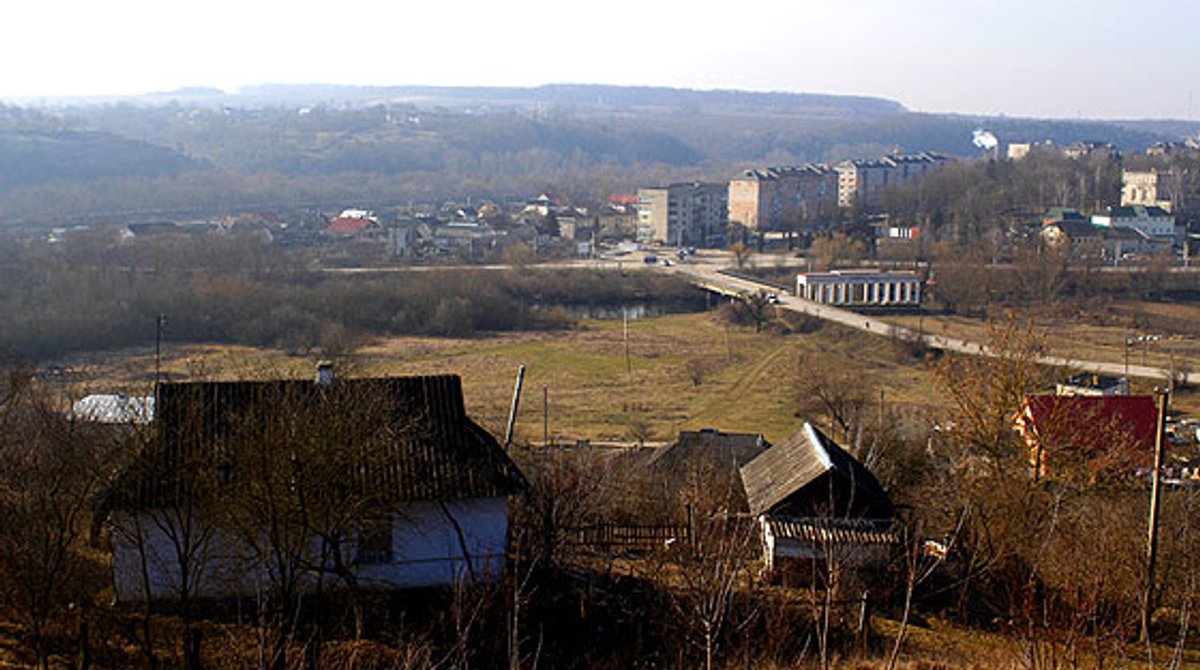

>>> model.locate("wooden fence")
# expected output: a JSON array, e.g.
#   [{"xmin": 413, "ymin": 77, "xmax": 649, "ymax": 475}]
[{"xmin": 566, "ymin": 522, "xmax": 691, "ymax": 553}]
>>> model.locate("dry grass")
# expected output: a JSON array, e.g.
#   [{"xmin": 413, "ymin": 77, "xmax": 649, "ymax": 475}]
[
  {"xmin": 882, "ymin": 302, "xmax": 1200, "ymax": 416},
  {"xmin": 47, "ymin": 312, "xmax": 943, "ymax": 446},
  {"xmin": 884, "ymin": 303, "xmax": 1200, "ymax": 375}
]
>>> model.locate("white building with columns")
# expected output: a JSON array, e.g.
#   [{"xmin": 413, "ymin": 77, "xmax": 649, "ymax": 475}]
[{"xmin": 796, "ymin": 270, "xmax": 921, "ymax": 308}]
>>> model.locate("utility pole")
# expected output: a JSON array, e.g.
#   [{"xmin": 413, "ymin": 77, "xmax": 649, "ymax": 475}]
[
  {"xmin": 623, "ymin": 306, "xmax": 632, "ymax": 375},
  {"xmin": 1125, "ymin": 336, "xmax": 1131, "ymax": 380},
  {"xmin": 1141, "ymin": 390, "xmax": 1170, "ymax": 644},
  {"xmin": 542, "ymin": 385, "xmax": 549, "ymax": 448},
  {"xmin": 503, "ymin": 364, "xmax": 526, "ymax": 450},
  {"xmin": 154, "ymin": 314, "xmax": 166, "ymax": 388}
]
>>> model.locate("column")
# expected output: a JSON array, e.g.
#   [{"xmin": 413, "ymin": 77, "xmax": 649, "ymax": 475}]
[{"xmin": 912, "ymin": 281, "xmax": 921, "ymax": 305}]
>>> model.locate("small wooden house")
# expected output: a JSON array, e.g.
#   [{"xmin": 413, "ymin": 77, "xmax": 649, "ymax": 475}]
[{"xmin": 739, "ymin": 423, "xmax": 896, "ymax": 572}]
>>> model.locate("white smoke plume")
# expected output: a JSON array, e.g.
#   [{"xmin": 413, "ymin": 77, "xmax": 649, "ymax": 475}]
[{"xmin": 972, "ymin": 129, "xmax": 999, "ymax": 151}]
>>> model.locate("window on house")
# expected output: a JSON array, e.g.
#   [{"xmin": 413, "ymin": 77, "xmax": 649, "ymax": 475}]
[{"xmin": 356, "ymin": 518, "xmax": 393, "ymax": 564}]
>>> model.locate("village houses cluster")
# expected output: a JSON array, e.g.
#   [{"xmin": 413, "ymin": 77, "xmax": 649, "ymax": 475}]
[{"xmin": 73, "ymin": 350, "xmax": 1189, "ymax": 602}]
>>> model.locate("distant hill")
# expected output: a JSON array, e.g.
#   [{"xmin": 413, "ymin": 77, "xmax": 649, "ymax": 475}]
[
  {"xmin": 1111, "ymin": 119, "xmax": 1200, "ymax": 141},
  {"xmin": 0, "ymin": 129, "xmax": 205, "ymax": 194},
  {"xmin": 0, "ymin": 84, "xmax": 1195, "ymax": 224},
  {"xmin": 230, "ymin": 83, "xmax": 909, "ymax": 118}
]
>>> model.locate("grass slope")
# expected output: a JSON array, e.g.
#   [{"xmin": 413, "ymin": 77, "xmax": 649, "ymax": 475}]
[{"xmin": 59, "ymin": 312, "xmax": 942, "ymax": 445}]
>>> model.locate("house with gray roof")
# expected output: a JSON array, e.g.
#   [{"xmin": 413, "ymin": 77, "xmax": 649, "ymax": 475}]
[{"xmin": 739, "ymin": 423, "xmax": 896, "ymax": 571}]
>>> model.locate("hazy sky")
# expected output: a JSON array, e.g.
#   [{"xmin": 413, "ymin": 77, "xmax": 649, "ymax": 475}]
[{"xmin": 7, "ymin": 0, "xmax": 1198, "ymax": 120}]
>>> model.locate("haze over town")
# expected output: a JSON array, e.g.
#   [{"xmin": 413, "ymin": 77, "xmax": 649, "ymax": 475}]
[{"xmin": 7, "ymin": 0, "xmax": 1200, "ymax": 119}]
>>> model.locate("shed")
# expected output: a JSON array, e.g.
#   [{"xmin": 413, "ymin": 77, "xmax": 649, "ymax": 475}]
[{"xmin": 739, "ymin": 423, "xmax": 896, "ymax": 572}]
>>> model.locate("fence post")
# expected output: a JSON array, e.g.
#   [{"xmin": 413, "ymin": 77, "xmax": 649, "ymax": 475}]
[
  {"xmin": 686, "ymin": 504, "xmax": 695, "ymax": 546},
  {"xmin": 858, "ymin": 590, "xmax": 871, "ymax": 655}
]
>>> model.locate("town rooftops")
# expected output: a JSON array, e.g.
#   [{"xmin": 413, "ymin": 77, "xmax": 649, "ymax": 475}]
[
  {"xmin": 737, "ymin": 164, "xmax": 835, "ymax": 181},
  {"xmin": 1043, "ymin": 207, "xmax": 1087, "ymax": 224},
  {"xmin": 796, "ymin": 269, "xmax": 920, "ymax": 280},
  {"xmin": 325, "ymin": 216, "xmax": 380, "ymax": 235},
  {"xmin": 1098, "ymin": 205, "xmax": 1173, "ymax": 218},
  {"xmin": 836, "ymin": 158, "xmax": 895, "ymax": 169},
  {"xmin": 885, "ymin": 152, "xmax": 947, "ymax": 164}
]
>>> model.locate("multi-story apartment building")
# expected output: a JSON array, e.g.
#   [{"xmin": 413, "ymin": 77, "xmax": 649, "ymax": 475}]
[
  {"xmin": 637, "ymin": 182, "xmax": 728, "ymax": 247},
  {"xmin": 727, "ymin": 164, "xmax": 837, "ymax": 232},
  {"xmin": 835, "ymin": 159, "xmax": 897, "ymax": 209},
  {"xmin": 834, "ymin": 153, "xmax": 947, "ymax": 209},
  {"xmin": 887, "ymin": 152, "xmax": 946, "ymax": 181},
  {"xmin": 1121, "ymin": 169, "xmax": 1177, "ymax": 212}
]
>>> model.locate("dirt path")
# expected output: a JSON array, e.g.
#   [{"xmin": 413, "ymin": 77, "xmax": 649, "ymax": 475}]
[{"xmin": 688, "ymin": 339, "xmax": 792, "ymax": 425}]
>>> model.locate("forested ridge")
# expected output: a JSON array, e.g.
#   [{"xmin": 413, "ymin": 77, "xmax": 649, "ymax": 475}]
[{"xmin": 0, "ymin": 84, "xmax": 1196, "ymax": 226}]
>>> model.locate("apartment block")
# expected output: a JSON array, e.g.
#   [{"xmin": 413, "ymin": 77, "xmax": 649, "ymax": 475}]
[
  {"xmin": 637, "ymin": 182, "xmax": 728, "ymax": 247},
  {"xmin": 835, "ymin": 152, "xmax": 947, "ymax": 209},
  {"xmin": 727, "ymin": 164, "xmax": 837, "ymax": 232}
]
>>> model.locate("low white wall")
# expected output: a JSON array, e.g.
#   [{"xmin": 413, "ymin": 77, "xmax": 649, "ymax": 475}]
[{"xmin": 111, "ymin": 497, "xmax": 510, "ymax": 602}]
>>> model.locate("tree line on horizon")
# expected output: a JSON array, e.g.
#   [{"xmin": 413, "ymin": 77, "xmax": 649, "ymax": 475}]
[{"xmin": 0, "ymin": 96, "xmax": 1189, "ymax": 227}]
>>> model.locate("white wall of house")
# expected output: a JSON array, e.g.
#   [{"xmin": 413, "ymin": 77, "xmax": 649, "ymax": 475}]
[
  {"xmin": 1091, "ymin": 212, "xmax": 1176, "ymax": 238},
  {"xmin": 111, "ymin": 497, "xmax": 510, "ymax": 602}
]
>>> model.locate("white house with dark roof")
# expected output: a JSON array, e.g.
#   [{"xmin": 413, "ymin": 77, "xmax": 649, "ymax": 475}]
[{"xmin": 105, "ymin": 373, "xmax": 525, "ymax": 601}]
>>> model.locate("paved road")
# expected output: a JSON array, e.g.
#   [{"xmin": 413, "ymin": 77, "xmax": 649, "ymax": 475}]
[
  {"xmin": 320, "ymin": 249, "xmax": 1194, "ymax": 386},
  {"xmin": 676, "ymin": 263, "xmax": 1197, "ymax": 386}
]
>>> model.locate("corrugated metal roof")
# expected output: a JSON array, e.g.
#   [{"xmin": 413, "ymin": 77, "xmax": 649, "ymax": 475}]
[
  {"xmin": 649, "ymin": 429, "xmax": 768, "ymax": 473},
  {"xmin": 739, "ymin": 423, "xmax": 893, "ymax": 517},
  {"xmin": 110, "ymin": 375, "xmax": 524, "ymax": 510},
  {"xmin": 71, "ymin": 395, "xmax": 155, "ymax": 425},
  {"xmin": 767, "ymin": 516, "xmax": 900, "ymax": 545}
]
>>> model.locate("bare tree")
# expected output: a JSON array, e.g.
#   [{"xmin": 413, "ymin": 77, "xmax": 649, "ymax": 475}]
[
  {"xmin": 660, "ymin": 515, "xmax": 757, "ymax": 670},
  {"xmin": 0, "ymin": 367, "xmax": 120, "ymax": 669}
]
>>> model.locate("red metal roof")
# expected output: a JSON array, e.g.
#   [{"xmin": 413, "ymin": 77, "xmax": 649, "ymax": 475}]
[
  {"xmin": 1017, "ymin": 395, "xmax": 1159, "ymax": 477},
  {"xmin": 325, "ymin": 216, "xmax": 377, "ymax": 234}
]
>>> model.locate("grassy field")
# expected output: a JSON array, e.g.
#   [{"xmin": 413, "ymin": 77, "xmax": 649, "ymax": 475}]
[
  {"xmin": 51, "ymin": 311, "xmax": 943, "ymax": 446},
  {"xmin": 49, "ymin": 302, "xmax": 1200, "ymax": 444}
]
